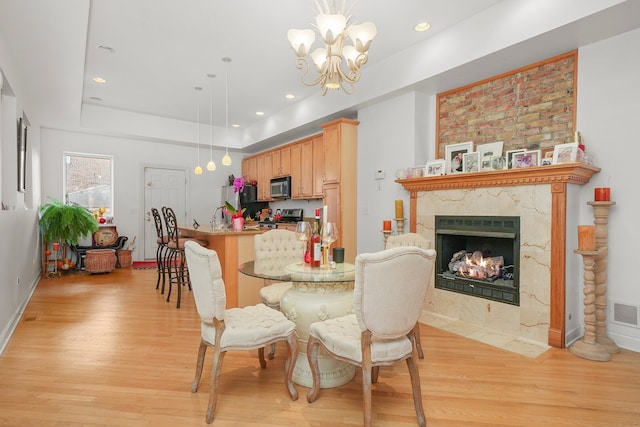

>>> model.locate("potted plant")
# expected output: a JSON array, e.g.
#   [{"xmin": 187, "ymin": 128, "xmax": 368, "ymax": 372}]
[
  {"xmin": 224, "ymin": 177, "xmax": 247, "ymax": 231},
  {"xmin": 39, "ymin": 198, "xmax": 99, "ymax": 246}
]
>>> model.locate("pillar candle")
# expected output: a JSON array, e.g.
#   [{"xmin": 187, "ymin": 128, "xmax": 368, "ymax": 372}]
[
  {"xmin": 577, "ymin": 225, "xmax": 596, "ymax": 251},
  {"xmin": 383, "ymin": 220, "xmax": 392, "ymax": 231},
  {"xmin": 395, "ymin": 200, "xmax": 404, "ymax": 219},
  {"xmin": 594, "ymin": 187, "xmax": 610, "ymax": 201}
]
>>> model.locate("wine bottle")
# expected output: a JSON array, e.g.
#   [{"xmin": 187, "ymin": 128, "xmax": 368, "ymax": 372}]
[{"xmin": 310, "ymin": 209, "xmax": 322, "ymax": 268}]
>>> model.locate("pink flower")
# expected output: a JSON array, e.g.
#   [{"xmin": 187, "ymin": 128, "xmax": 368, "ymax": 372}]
[{"xmin": 233, "ymin": 177, "xmax": 245, "ymax": 193}]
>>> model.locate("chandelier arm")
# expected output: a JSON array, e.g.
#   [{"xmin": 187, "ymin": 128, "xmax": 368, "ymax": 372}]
[{"xmin": 295, "ymin": 57, "xmax": 329, "ymax": 89}]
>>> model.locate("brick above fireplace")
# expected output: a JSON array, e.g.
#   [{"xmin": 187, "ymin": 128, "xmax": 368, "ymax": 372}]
[{"xmin": 398, "ymin": 163, "xmax": 599, "ymax": 348}]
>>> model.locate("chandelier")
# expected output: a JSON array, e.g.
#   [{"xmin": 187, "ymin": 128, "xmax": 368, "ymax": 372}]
[{"xmin": 287, "ymin": 0, "xmax": 377, "ymax": 95}]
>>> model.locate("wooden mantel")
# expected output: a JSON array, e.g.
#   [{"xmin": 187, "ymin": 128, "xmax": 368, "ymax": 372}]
[{"xmin": 398, "ymin": 163, "xmax": 600, "ymax": 348}]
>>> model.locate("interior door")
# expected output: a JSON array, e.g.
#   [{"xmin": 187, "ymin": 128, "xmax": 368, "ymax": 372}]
[{"xmin": 143, "ymin": 167, "xmax": 186, "ymax": 260}]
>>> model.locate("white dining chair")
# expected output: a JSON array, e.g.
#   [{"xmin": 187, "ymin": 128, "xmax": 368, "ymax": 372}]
[
  {"xmin": 184, "ymin": 241, "xmax": 299, "ymax": 424},
  {"xmin": 306, "ymin": 246, "xmax": 436, "ymax": 427}
]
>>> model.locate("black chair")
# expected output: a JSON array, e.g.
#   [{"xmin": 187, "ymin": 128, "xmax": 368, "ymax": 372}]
[{"xmin": 151, "ymin": 208, "xmax": 169, "ymax": 292}]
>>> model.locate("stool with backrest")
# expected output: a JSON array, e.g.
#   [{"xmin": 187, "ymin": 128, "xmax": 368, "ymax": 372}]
[
  {"xmin": 306, "ymin": 246, "xmax": 436, "ymax": 427},
  {"xmin": 253, "ymin": 229, "xmax": 305, "ymax": 359},
  {"xmin": 151, "ymin": 207, "xmax": 169, "ymax": 292},
  {"xmin": 184, "ymin": 241, "xmax": 298, "ymax": 424},
  {"xmin": 385, "ymin": 232, "xmax": 432, "ymax": 359},
  {"xmin": 162, "ymin": 206, "xmax": 206, "ymax": 308}
]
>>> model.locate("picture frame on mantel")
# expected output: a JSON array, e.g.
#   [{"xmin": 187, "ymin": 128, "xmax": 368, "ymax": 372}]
[
  {"xmin": 426, "ymin": 159, "xmax": 446, "ymax": 176},
  {"xmin": 462, "ymin": 152, "xmax": 480, "ymax": 173},
  {"xmin": 477, "ymin": 141, "xmax": 504, "ymax": 171},
  {"xmin": 552, "ymin": 142, "xmax": 579, "ymax": 164},
  {"xmin": 444, "ymin": 141, "xmax": 474, "ymax": 175}
]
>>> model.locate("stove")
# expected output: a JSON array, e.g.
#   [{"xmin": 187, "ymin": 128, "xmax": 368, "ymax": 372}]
[{"xmin": 258, "ymin": 208, "xmax": 303, "ymax": 229}]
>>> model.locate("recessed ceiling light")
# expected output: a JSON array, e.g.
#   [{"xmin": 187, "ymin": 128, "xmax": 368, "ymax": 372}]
[
  {"xmin": 232, "ymin": 124, "xmax": 240, "ymax": 128},
  {"xmin": 92, "ymin": 77, "xmax": 106, "ymax": 83},
  {"xmin": 256, "ymin": 111, "xmax": 264, "ymax": 116},
  {"xmin": 285, "ymin": 94, "xmax": 295, "ymax": 99},
  {"xmin": 414, "ymin": 22, "xmax": 431, "ymax": 32}
]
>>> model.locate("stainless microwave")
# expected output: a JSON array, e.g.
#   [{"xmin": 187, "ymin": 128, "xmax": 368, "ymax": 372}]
[{"xmin": 270, "ymin": 176, "xmax": 291, "ymax": 199}]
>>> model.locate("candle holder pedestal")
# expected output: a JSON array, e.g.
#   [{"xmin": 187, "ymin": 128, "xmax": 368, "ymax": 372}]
[
  {"xmin": 394, "ymin": 218, "xmax": 405, "ymax": 235},
  {"xmin": 382, "ymin": 230, "xmax": 392, "ymax": 247},
  {"xmin": 570, "ymin": 249, "xmax": 610, "ymax": 362},
  {"xmin": 587, "ymin": 200, "xmax": 619, "ymax": 354}
]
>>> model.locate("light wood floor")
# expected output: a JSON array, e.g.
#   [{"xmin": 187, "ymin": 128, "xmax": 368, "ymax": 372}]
[{"xmin": 1, "ymin": 267, "xmax": 639, "ymax": 427}]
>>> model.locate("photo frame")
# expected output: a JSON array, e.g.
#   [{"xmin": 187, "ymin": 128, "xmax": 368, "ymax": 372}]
[
  {"xmin": 425, "ymin": 159, "xmax": 446, "ymax": 176},
  {"xmin": 506, "ymin": 149, "xmax": 526, "ymax": 169},
  {"xmin": 512, "ymin": 150, "xmax": 541, "ymax": 168},
  {"xmin": 444, "ymin": 141, "xmax": 474, "ymax": 175},
  {"xmin": 17, "ymin": 117, "xmax": 27, "ymax": 193},
  {"xmin": 552, "ymin": 142, "xmax": 579, "ymax": 164},
  {"xmin": 462, "ymin": 152, "xmax": 480, "ymax": 173},
  {"xmin": 541, "ymin": 148, "xmax": 554, "ymax": 166},
  {"xmin": 477, "ymin": 141, "xmax": 504, "ymax": 171}
]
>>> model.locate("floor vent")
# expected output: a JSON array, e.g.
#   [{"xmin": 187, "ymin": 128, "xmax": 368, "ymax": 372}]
[{"xmin": 611, "ymin": 301, "xmax": 640, "ymax": 328}]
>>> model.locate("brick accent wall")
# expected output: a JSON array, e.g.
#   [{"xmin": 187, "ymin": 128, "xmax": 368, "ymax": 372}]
[{"xmin": 436, "ymin": 50, "xmax": 577, "ymax": 158}]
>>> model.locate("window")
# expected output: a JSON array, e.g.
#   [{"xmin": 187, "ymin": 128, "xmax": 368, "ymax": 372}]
[{"xmin": 64, "ymin": 153, "xmax": 113, "ymax": 217}]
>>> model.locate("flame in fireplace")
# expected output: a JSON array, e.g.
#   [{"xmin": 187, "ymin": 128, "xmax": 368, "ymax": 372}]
[{"xmin": 454, "ymin": 251, "xmax": 503, "ymax": 280}]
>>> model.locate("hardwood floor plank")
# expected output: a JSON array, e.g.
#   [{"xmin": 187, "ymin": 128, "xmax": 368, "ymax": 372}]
[{"xmin": 0, "ymin": 268, "xmax": 639, "ymax": 426}]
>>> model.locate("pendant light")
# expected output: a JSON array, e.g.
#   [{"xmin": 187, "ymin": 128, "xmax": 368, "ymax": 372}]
[
  {"xmin": 206, "ymin": 73, "xmax": 216, "ymax": 171},
  {"xmin": 221, "ymin": 57, "xmax": 232, "ymax": 166},
  {"xmin": 194, "ymin": 86, "xmax": 203, "ymax": 175}
]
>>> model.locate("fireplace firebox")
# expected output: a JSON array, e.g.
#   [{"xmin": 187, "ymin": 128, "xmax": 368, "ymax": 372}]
[{"xmin": 435, "ymin": 215, "xmax": 520, "ymax": 305}]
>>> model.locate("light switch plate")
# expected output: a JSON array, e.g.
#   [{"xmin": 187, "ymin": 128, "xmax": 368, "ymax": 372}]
[{"xmin": 375, "ymin": 169, "xmax": 385, "ymax": 180}]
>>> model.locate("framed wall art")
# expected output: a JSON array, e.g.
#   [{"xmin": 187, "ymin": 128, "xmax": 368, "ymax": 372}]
[
  {"xmin": 477, "ymin": 141, "xmax": 504, "ymax": 171},
  {"xmin": 552, "ymin": 142, "xmax": 579, "ymax": 164},
  {"xmin": 512, "ymin": 150, "xmax": 541, "ymax": 168},
  {"xmin": 462, "ymin": 152, "xmax": 480, "ymax": 173},
  {"xmin": 444, "ymin": 141, "xmax": 474, "ymax": 175},
  {"xmin": 426, "ymin": 159, "xmax": 446, "ymax": 176}
]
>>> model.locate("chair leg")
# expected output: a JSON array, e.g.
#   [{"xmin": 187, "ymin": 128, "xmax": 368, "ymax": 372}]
[
  {"xmin": 192, "ymin": 340, "xmax": 208, "ymax": 393},
  {"xmin": 361, "ymin": 362, "xmax": 373, "ymax": 427},
  {"xmin": 406, "ymin": 356, "xmax": 427, "ymax": 427},
  {"xmin": 413, "ymin": 323, "xmax": 424, "ymax": 359},
  {"xmin": 258, "ymin": 347, "xmax": 267, "ymax": 369},
  {"xmin": 268, "ymin": 343, "xmax": 276, "ymax": 360},
  {"xmin": 206, "ymin": 346, "xmax": 226, "ymax": 424},
  {"xmin": 372, "ymin": 366, "xmax": 380, "ymax": 383},
  {"xmin": 166, "ymin": 250, "xmax": 178, "ymax": 303},
  {"xmin": 284, "ymin": 332, "xmax": 299, "ymax": 401},
  {"xmin": 306, "ymin": 336, "xmax": 322, "ymax": 403}
]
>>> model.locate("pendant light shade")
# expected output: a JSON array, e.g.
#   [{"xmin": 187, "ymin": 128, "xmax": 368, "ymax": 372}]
[
  {"xmin": 194, "ymin": 86, "xmax": 203, "ymax": 175},
  {"xmin": 206, "ymin": 73, "xmax": 216, "ymax": 171},
  {"xmin": 221, "ymin": 57, "xmax": 232, "ymax": 166}
]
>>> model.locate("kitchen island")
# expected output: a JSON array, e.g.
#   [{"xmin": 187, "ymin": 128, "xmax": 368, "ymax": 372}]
[{"xmin": 179, "ymin": 226, "xmax": 266, "ymax": 308}]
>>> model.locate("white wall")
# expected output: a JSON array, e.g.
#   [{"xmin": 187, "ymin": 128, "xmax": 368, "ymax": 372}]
[
  {"xmin": 575, "ymin": 27, "xmax": 640, "ymax": 351},
  {"xmin": 40, "ymin": 128, "xmax": 242, "ymax": 261}
]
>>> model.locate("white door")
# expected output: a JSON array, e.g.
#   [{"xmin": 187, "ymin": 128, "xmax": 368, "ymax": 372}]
[{"xmin": 143, "ymin": 167, "xmax": 187, "ymax": 260}]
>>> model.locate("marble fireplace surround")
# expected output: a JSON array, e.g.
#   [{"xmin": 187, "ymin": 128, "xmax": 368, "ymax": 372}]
[{"xmin": 399, "ymin": 163, "xmax": 599, "ymax": 348}]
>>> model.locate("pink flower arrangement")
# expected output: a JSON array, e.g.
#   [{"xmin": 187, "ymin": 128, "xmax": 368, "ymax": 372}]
[{"xmin": 224, "ymin": 177, "xmax": 246, "ymax": 218}]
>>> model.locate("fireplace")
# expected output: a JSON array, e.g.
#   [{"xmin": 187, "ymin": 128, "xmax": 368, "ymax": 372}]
[{"xmin": 435, "ymin": 215, "xmax": 520, "ymax": 305}]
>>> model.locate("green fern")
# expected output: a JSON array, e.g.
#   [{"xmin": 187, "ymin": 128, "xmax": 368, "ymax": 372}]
[{"xmin": 39, "ymin": 198, "xmax": 99, "ymax": 245}]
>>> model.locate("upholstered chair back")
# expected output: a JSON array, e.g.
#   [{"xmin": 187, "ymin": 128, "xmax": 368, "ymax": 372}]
[
  {"xmin": 254, "ymin": 229, "xmax": 304, "ymax": 275},
  {"xmin": 184, "ymin": 241, "xmax": 227, "ymax": 324},
  {"xmin": 385, "ymin": 232, "xmax": 432, "ymax": 250},
  {"xmin": 354, "ymin": 246, "xmax": 436, "ymax": 338}
]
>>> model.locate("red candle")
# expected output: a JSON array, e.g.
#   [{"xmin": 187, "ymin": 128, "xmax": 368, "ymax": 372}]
[
  {"xmin": 577, "ymin": 225, "xmax": 596, "ymax": 251},
  {"xmin": 383, "ymin": 220, "xmax": 392, "ymax": 231},
  {"xmin": 594, "ymin": 187, "xmax": 610, "ymax": 201}
]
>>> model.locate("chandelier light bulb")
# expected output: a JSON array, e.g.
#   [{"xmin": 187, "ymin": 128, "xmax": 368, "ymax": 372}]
[
  {"xmin": 206, "ymin": 160, "xmax": 216, "ymax": 171},
  {"xmin": 194, "ymin": 165, "xmax": 203, "ymax": 175},
  {"xmin": 222, "ymin": 148, "xmax": 232, "ymax": 166}
]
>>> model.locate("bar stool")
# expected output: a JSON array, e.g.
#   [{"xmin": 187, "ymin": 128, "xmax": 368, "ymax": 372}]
[
  {"xmin": 151, "ymin": 208, "xmax": 169, "ymax": 292},
  {"xmin": 162, "ymin": 207, "xmax": 206, "ymax": 308}
]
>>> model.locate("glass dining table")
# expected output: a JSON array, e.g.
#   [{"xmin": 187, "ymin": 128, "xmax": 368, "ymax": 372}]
[{"xmin": 239, "ymin": 259, "xmax": 356, "ymax": 388}]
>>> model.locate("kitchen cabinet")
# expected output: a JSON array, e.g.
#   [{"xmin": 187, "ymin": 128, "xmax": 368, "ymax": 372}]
[
  {"xmin": 321, "ymin": 118, "xmax": 359, "ymax": 263},
  {"xmin": 242, "ymin": 156, "xmax": 257, "ymax": 182},
  {"xmin": 256, "ymin": 152, "xmax": 272, "ymax": 201},
  {"xmin": 291, "ymin": 137, "xmax": 315, "ymax": 199},
  {"xmin": 312, "ymin": 135, "xmax": 324, "ymax": 197},
  {"xmin": 273, "ymin": 146, "xmax": 291, "ymax": 177}
]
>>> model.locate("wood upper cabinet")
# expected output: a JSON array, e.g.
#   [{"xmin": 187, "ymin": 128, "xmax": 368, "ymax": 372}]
[
  {"xmin": 291, "ymin": 138, "xmax": 314, "ymax": 199},
  {"xmin": 256, "ymin": 153, "xmax": 272, "ymax": 201},
  {"xmin": 312, "ymin": 136, "xmax": 324, "ymax": 197},
  {"xmin": 273, "ymin": 146, "xmax": 291, "ymax": 177},
  {"xmin": 322, "ymin": 124, "xmax": 341, "ymax": 183},
  {"xmin": 242, "ymin": 156, "xmax": 257, "ymax": 182}
]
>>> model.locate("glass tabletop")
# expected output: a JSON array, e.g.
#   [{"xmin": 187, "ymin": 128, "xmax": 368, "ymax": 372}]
[{"xmin": 238, "ymin": 260, "xmax": 355, "ymax": 283}]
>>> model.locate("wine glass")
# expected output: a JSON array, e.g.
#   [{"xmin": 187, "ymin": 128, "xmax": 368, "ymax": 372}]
[
  {"xmin": 295, "ymin": 221, "xmax": 311, "ymax": 263},
  {"xmin": 321, "ymin": 222, "xmax": 338, "ymax": 267}
]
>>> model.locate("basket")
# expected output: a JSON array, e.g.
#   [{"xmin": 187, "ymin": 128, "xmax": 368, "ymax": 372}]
[
  {"xmin": 117, "ymin": 249, "xmax": 132, "ymax": 268},
  {"xmin": 85, "ymin": 249, "xmax": 117, "ymax": 273}
]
